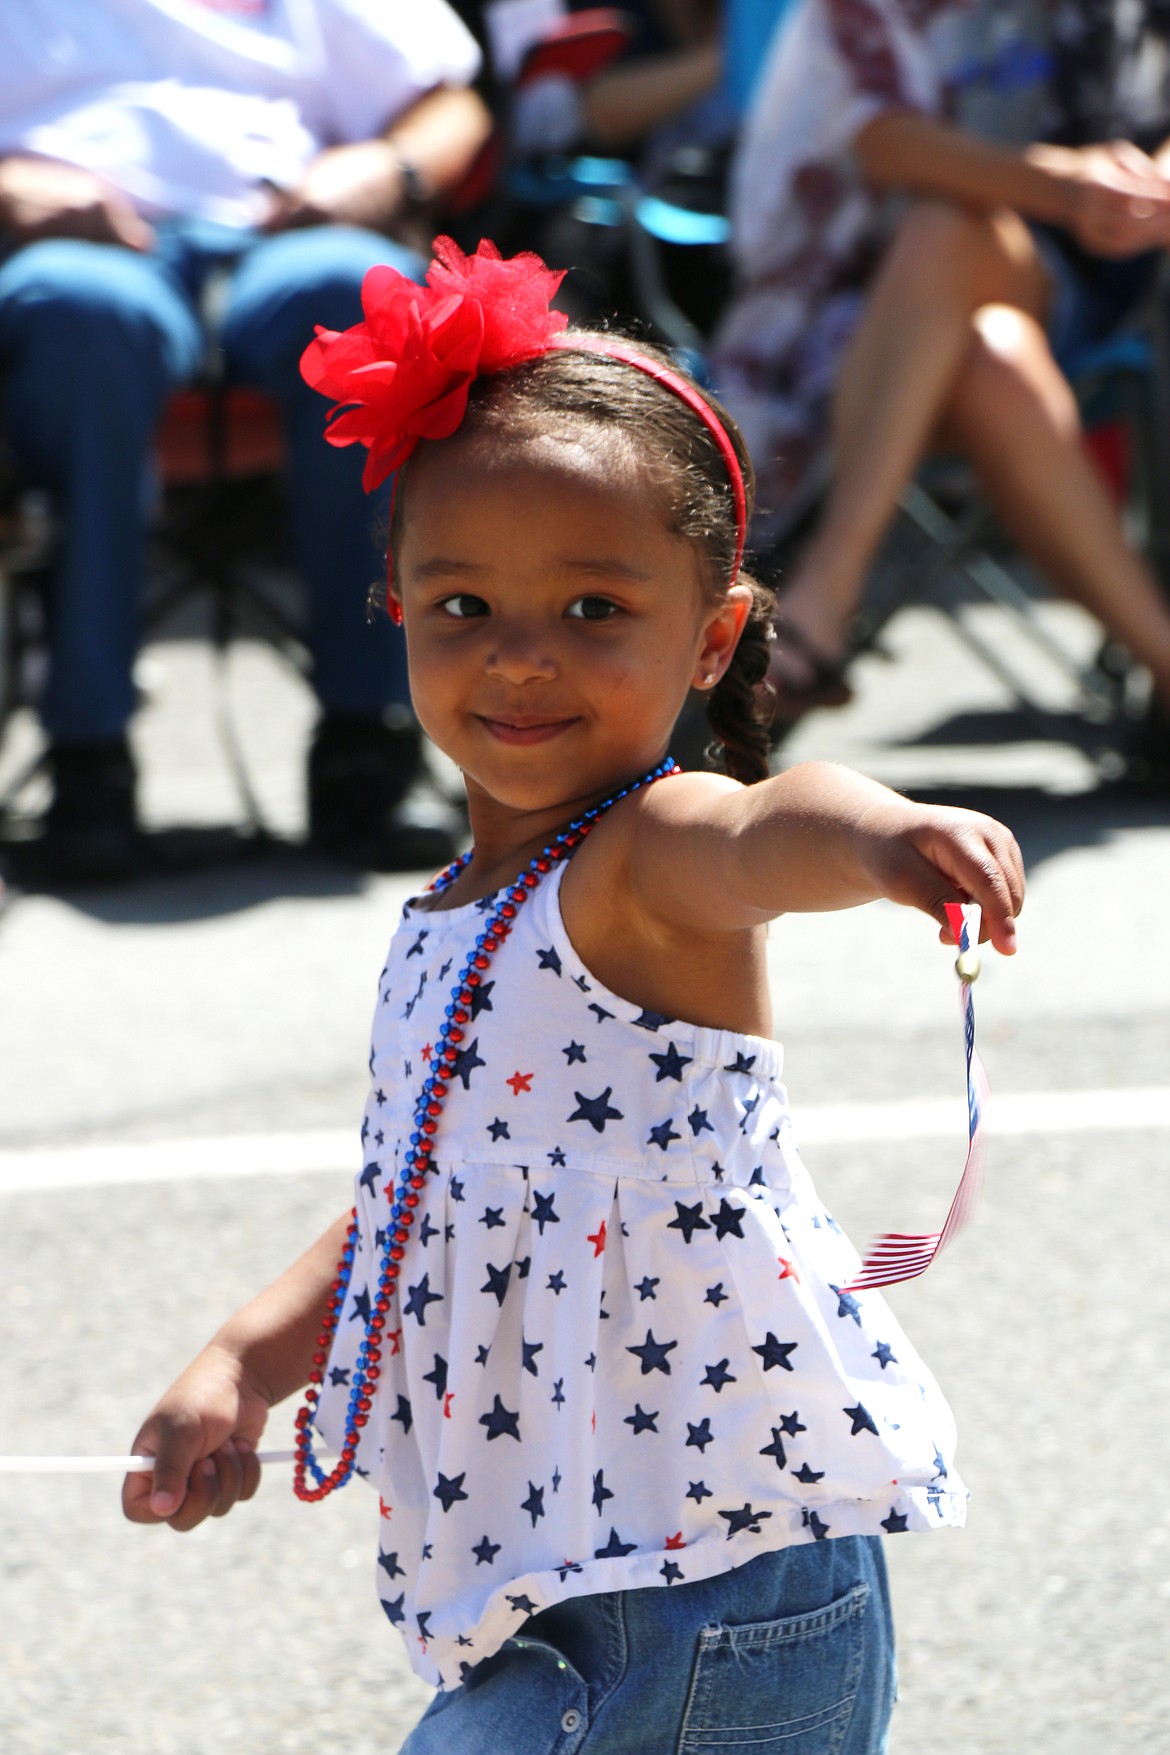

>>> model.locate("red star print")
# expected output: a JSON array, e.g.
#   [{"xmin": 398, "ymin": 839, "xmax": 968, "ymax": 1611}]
[
  {"xmin": 379, "ymin": 1498, "xmax": 393, "ymax": 1520},
  {"xmin": 587, "ymin": 1220, "xmax": 607, "ymax": 1257},
  {"xmin": 422, "ymin": 1043, "xmax": 432, "ymax": 1060},
  {"xmin": 506, "ymin": 1070, "xmax": 534, "ymax": 1095},
  {"xmin": 444, "ymin": 1391, "xmax": 455, "ymax": 1419},
  {"xmin": 777, "ymin": 1256, "xmax": 801, "ymax": 1283},
  {"xmin": 591, "ymin": 1408, "xmax": 597, "ymax": 1433},
  {"xmin": 664, "ymin": 1531, "xmax": 686, "ymax": 1550},
  {"xmin": 388, "ymin": 1327, "xmax": 403, "ymax": 1355}
]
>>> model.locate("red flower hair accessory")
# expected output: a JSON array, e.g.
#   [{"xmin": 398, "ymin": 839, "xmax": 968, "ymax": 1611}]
[{"xmin": 299, "ymin": 236, "xmax": 568, "ymax": 490}]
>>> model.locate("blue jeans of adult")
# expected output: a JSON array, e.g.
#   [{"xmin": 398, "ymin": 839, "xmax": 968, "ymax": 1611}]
[
  {"xmin": 402, "ymin": 1536, "xmax": 896, "ymax": 1755},
  {"xmin": 0, "ymin": 221, "xmax": 416, "ymax": 744}
]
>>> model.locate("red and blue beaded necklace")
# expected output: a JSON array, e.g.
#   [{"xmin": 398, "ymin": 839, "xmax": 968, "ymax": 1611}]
[{"xmin": 293, "ymin": 756, "xmax": 680, "ymax": 1501}]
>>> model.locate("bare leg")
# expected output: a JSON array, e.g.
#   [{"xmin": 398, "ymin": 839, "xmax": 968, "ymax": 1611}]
[
  {"xmin": 940, "ymin": 306, "xmax": 1170, "ymax": 708},
  {"xmin": 773, "ymin": 201, "xmax": 1050, "ymax": 675}
]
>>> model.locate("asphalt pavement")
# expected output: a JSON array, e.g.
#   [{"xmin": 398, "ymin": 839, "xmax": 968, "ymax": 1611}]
[{"xmin": 1, "ymin": 583, "xmax": 1168, "ymax": 1754}]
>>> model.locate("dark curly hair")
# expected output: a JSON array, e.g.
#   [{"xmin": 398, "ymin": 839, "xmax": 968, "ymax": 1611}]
[{"xmin": 388, "ymin": 334, "xmax": 776, "ymax": 785}]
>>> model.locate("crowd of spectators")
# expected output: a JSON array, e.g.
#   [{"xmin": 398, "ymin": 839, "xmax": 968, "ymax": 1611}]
[{"xmin": 3, "ymin": 0, "xmax": 1170, "ymax": 883}]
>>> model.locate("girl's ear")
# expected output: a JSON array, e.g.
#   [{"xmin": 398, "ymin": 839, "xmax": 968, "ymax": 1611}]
[{"xmin": 693, "ymin": 584, "xmax": 752, "ymax": 689}]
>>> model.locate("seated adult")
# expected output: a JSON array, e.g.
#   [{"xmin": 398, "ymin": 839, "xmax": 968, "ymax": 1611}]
[
  {"xmin": 710, "ymin": 0, "xmax": 1170, "ymax": 743},
  {"xmin": 0, "ymin": 0, "xmax": 491, "ymax": 879}
]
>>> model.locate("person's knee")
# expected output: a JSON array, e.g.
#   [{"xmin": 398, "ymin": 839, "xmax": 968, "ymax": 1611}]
[
  {"xmin": 950, "ymin": 308, "xmax": 1077, "ymax": 436},
  {"xmin": 887, "ymin": 200, "xmax": 1041, "ymax": 306},
  {"xmin": 0, "ymin": 239, "xmax": 197, "ymax": 376}
]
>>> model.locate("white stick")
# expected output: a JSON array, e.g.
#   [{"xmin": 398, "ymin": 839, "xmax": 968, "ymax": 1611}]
[{"xmin": 0, "ymin": 1449, "xmax": 308, "ymax": 1474}]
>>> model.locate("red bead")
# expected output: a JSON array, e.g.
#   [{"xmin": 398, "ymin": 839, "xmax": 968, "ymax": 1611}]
[
  {"xmin": 474, "ymin": 954, "xmax": 489, "ymax": 969},
  {"xmin": 447, "ymin": 1026, "xmax": 464, "ymax": 1043},
  {"xmin": 500, "ymin": 904, "xmax": 516, "ymax": 919},
  {"xmin": 390, "ymin": 1245, "xmax": 404, "ymax": 1260},
  {"xmin": 394, "ymin": 1228, "xmax": 408, "ymax": 1245},
  {"xmin": 421, "ymin": 1119, "xmax": 437, "ymax": 1135},
  {"xmin": 535, "ymin": 857, "xmax": 550, "ymax": 872},
  {"xmin": 354, "ymin": 1414, "xmax": 368, "ymax": 1428},
  {"xmin": 404, "ymin": 1192, "xmax": 419, "ymax": 1207},
  {"xmin": 369, "ymin": 1313, "xmax": 385, "ymax": 1331},
  {"xmin": 308, "ymin": 1369, "xmax": 323, "ymax": 1385},
  {"xmin": 466, "ymin": 972, "xmax": 481, "ymax": 985},
  {"xmin": 482, "ymin": 937, "xmax": 498, "ymax": 952},
  {"xmin": 523, "ymin": 873, "xmax": 538, "ymax": 888},
  {"xmin": 375, "ymin": 1295, "xmax": 391, "ymax": 1313}
]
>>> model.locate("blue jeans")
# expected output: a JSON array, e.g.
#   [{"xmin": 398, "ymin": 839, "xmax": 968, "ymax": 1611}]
[
  {"xmin": 0, "ymin": 223, "xmax": 415, "ymax": 742},
  {"xmin": 402, "ymin": 1536, "xmax": 896, "ymax": 1755}
]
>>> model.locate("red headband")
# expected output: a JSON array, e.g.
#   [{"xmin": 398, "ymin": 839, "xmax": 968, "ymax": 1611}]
[{"xmin": 299, "ymin": 237, "xmax": 747, "ymax": 587}]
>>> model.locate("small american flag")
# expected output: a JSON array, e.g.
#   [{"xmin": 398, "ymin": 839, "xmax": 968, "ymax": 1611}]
[{"xmin": 841, "ymin": 901, "xmax": 989, "ymax": 1292}]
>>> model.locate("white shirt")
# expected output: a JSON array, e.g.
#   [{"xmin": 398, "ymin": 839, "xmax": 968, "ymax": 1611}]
[{"xmin": 0, "ymin": 0, "xmax": 482, "ymax": 226}]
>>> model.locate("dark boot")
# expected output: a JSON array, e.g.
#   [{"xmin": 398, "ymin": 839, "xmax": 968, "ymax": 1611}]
[
  {"xmin": 307, "ymin": 713, "xmax": 461, "ymax": 872},
  {"xmin": 44, "ymin": 737, "xmax": 140, "ymax": 883}
]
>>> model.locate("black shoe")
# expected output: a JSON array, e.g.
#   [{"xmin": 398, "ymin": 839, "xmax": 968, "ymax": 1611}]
[
  {"xmin": 43, "ymin": 737, "xmax": 141, "ymax": 883},
  {"xmin": 307, "ymin": 713, "xmax": 462, "ymax": 872}
]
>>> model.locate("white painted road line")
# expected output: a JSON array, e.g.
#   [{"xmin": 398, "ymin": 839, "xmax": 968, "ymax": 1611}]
[{"xmin": 1, "ymin": 1087, "xmax": 1168, "ymax": 1194}]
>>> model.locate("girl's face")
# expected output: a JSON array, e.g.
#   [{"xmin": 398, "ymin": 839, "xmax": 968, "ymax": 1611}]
[{"xmin": 395, "ymin": 429, "xmax": 747, "ymax": 822}]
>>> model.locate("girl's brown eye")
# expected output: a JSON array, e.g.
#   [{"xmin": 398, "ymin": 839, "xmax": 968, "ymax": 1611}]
[
  {"xmin": 567, "ymin": 596, "xmax": 618, "ymax": 621},
  {"xmin": 441, "ymin": 594, "xmax": 489, "ymax": 619}
]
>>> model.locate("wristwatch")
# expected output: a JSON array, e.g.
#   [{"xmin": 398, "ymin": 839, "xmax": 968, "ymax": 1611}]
[{"xmin": 385, "ymin": 142, "xmax": 433, "ymax": 208}]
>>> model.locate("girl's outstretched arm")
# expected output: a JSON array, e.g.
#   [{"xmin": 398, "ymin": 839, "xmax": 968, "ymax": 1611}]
[
  {"xmin": 629, "ymin": 764, "xmax": 1024, "ymax": 950},
  {"xmin": 122, "ymin": 1211, "xmax": 351, "ymax": 1532}
]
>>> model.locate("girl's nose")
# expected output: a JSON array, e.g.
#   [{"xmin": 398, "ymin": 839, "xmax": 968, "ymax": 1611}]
[{"xmin": 485, "ymin": 626, "xmax": 558, "ymax": 684}]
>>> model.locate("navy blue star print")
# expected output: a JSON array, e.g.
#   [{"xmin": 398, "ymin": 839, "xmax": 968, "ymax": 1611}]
[
  {"xmin": 531, "ymin": 1190, "xmax": 559, "ymax": 1233},
  {"xmin": 686, "ymin": 1418, "xmax": 714, "ymax": 1452},
  {"xmin": 480, "ymin": 1206, "xmax": 505, "ymax": 1230},
  {"xmin": 592, "ymin": 1470, "xmax": 614, "ymax": 1514},
  {"xmin": 660, "ymin": 1560, "xmax": 684, "ymax": 1584},
  {"xmin": 688, "ymin": 1106, "xmax": 714, "ymax": 1137},
  {"xmin": 759, "ymin": 1428, "xmax": 787, "ymax": 1469},
  {"xmin": 648, "ymin": 1119, "xmax": 681, "ymax": 1151},
  {"xmin": 635, "ymin": 1276, "xmax": 659, "ymax": 1301},
  {"xmin": 391, "ymin": 1395, "xmax": 413, "ymax": 1434},
  {"xmin": 594, "ymin": 1528, "xmax": 637, "ymax": 1558},
  {"xmin": 568, "ymin": 1087, "xmax": 623, "ymax": 1132},
  {"xmin": 487, "ymin": 1117, "xmax": 510, "ymax": 1141},
  {"xmin": 434, "ymin": 1472, "xmax": 469, "ymax": 1513},
  {"xmin": 481, "ymin": 1262, "xmax": 511, "ymax": 1305},
  {"xmin": 686, "ymin": 1480, "xmax": 712, "ymax": 1503},
  {"xmin": 480, "ymin": 1396, "xmax": 521, "ymax": 1441},
  {"xmin": 752, "ymin": 1332, "xmax": 798, "ymax": 1372},
  {"xmin": 701, "ymin": 1359, "xmax": 737, "ymax": 1393},
  {"xmin": 711, "ymin": 1199, "xmax": 746, "ymax": 1241},
  {"xmin": 422, "ymin": 1355, "xmax": 448, "ymax": 1400},
  {"xmin": 667, "ymin": 1200, "xmax": 711, "ymax": 1244},
  {"xmin": 845, "ymin": 1404, "xmax": 879, "ymax": 1437},
  {"xmin": 562, "ymin": 1041, "xmax": 586, "ymax": 1064},
  {"xmin": 705, "ymin": 1283, "xmax": 728, "ymax": 1307},
  {"xmin": 649, "ymin": 1041, "xmax": 691, "ymax": 1081},
  {"xmin": 379, "ymin": 1550, "xmax": 406, "ymax": 1579},
  {"xmin": 472, "ymin": 1535, "xmax": 500, "ymax": 1565},
  {"xmin": 453, "ymin": 1039, "xmax": 486, "ymax": 1089},
  {"xmin": 719, "ymin": 1503, "xmax": 772, "ymax": 1540},
  {"xmin": 881, "ymin": 1509, "xmax": 909, "ymax": 1534},
  {"xmin": 520, "ymin": 1483, "xmax": 545, "ymax": 1527},
  {"xmin": 627, "ymin": 1330, "xmax": 678, "ymax": 1375},
  {"xmin": 403, "ymin": 1274, "xmax": 442, "ymax": 1327},
  {"xmin": 537, "ymin": 947, "xmax": 563, "ymax": 976},
  {"xmin": 792, "ymin": 1461, "xmax": 825, "ymax": 1484},
  {"xmin": 625, "ymin": 1404, "xmax": 659, "ymax": 1435},
  {"xmin": 872, "ymin": 1341, "xmax": 898, "ymax": 1369}
]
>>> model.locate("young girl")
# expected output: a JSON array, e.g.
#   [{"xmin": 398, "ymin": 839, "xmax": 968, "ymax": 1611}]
[{"xmin": 123, "ymin": 239, "xmax": 1024, "ymax": 1753}]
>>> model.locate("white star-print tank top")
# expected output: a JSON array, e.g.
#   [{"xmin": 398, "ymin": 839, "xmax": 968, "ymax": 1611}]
[{"xmin": 314, "ymin": 860, "xmax": 965, "ymax": 1690}]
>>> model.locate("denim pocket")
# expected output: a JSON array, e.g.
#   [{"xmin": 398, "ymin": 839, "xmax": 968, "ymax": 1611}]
[{"xmin": 676, "ymin": 1583, "xmax": 871, "ymax": 1753}]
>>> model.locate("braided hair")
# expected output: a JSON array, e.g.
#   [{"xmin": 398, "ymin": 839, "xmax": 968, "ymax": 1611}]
[{"xmin": 389, "ymin": 335, "xmax": 776, "ymax": 785}]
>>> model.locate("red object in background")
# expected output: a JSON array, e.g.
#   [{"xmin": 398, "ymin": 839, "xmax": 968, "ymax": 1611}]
[
  {"xmin": 156, "ymin": 387, "xmax": 285, "ymax": 484},
  {"xmin": 1082, "ymin": 417, "xmax": 1131, "ymax": 507},
  {"xmin": 515, "ymin": 9, "xmax": 634, "ymax": 88}
]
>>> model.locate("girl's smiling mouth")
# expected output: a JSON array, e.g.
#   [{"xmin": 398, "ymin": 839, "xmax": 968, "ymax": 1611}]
[{"xmin": 476, "ymin": 715, "xmax": 579, "ymax": 744}]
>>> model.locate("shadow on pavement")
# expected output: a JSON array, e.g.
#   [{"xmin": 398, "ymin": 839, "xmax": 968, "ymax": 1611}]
[{"xmin": 0, "ymin": 826, "xmax": 372, "ymax": 923}]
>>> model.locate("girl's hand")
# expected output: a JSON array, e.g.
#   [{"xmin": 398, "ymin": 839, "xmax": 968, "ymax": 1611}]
[
  {"xmin": 858, "ymin": 798, "xmax": 1024, "ymax": 954},
  {"xmin": 121, "ymin": 1342, "xmax": 270, "ymax": 1532}
]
